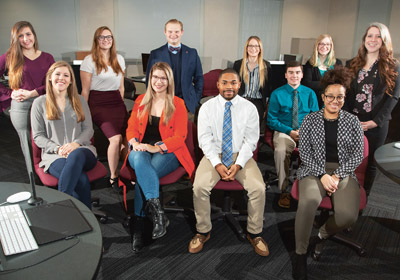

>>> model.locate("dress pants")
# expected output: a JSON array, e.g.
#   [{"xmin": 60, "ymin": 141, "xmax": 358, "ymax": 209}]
[
  {"xmin": 295, "ymin": 163, "xmax": 360, "ymax": 255},
  {"xmin": 10, "ymin": 98, "xmax": 35, "ymax": 179},
  {"xmin": 193, "ymin": 153, "xmax": 266, "ymax": 234},
  {"xmin": 273, "ymin": 131, "xmax": 296, "ymax": 192}
]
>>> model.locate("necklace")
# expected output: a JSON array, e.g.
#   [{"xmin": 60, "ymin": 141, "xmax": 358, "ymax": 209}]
[{"xmin": 323, "ymin": 115, "xmax": 339, "ymax": 122}]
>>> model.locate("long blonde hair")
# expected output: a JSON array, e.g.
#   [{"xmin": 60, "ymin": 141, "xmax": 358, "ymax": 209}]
[
  {"xmin": 239, "ymin": 36, "xmax": 267, "ymax": 88},
  {"xmin": 140, "ymin": 62, "xmax": 175, "ymax": 125},
  {"xmin": 45, "ymin": 61, "xmax": 85, "ymax": 122},
  {"xmin": 90, "ymin": 26, "xmax": 123, "ymax": 76},
  {"xmin": 309, "ymin": 34, "xmax": 336, "ymax": 68},
  {"xmin": 6, "ymin": 21, "xmax": 38, "ymax": 90},
  {"xmin": 350, "ymin": 22, "xmax": 398, "ymax": 96}
]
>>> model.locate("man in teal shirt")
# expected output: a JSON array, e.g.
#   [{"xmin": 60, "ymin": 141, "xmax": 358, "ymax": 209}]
[{"xmin": 267, "ymin": 61, "xmax": 318, "ymax": 208}]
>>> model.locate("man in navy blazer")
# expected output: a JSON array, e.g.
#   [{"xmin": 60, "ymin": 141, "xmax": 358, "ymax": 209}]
[{"xmin": 146, "ymin": 19, "xmax": 203, "ymax": 116}]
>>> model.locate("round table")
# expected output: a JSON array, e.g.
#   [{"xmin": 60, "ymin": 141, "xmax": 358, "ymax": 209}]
[
  {"xmin": 374, "ymin": 142, "xmax": 400, "ymax": 184},
  {"xmin": 0, "ymin": 182, "xmax": 102, "ymax": 280}
]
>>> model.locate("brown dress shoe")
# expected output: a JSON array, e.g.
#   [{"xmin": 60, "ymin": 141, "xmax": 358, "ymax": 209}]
[
  {"xmin": 247, "ymin": 234, "xmax": 270, "ymax": 256},
  {"xmin": 278, "ymin": 193, "xmax": 291, "ymax": 208},
  {"xmin": 188, "ymin": 233, "xmax": 210, "ymax": 254}
]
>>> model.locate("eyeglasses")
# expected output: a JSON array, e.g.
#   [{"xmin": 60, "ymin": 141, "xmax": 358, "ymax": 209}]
[
  {"xmin": 152, "ymin": 75, "xmax": 168, "ymax": 83},
  {"xmin": 98, "ymin": 35, "xmax": 113, "ymax": 41},
  {"xmin": 247, "ymin": 45, "xmax": 260, "ymax": 49},
  {"xmin": 323, "ymin": 94, "xmax": 345, "ymax": 103},
  {"xmin": 318, "ymin": 43, "xmax": 331, "ymax": 47}
]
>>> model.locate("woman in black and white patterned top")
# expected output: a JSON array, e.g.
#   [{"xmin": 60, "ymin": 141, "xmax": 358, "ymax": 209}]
[
  {"xmin": 346, "ymin": 22, "xmax": 400, "ymax": 195},
  {"xmin": 292, "ymin": 66, "xmax": 364, "ymax": 280}
]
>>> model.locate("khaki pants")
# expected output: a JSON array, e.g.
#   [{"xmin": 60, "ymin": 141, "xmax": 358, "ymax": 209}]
[
  {"xmin": 193, "ymin": 153, "xmax": 266, "ymax": 234},
  {"xmin": 295, "ymin": 163, "xmax": 360, "ymax": 254},
  {"xmin": 273, "ymin": 131, "xmax": 296, "ymax": 192}
]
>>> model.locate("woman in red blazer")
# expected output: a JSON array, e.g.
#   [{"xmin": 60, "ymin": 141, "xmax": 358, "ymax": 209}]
[{"xmin": 126, "ymin": 62, "xmax": 194, "ymax": 253}]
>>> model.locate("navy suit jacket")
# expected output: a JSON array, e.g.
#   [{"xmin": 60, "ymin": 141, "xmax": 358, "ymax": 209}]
[{"xmin": 146, "ymin": 43, "xmax": 203, "ymax": 113}]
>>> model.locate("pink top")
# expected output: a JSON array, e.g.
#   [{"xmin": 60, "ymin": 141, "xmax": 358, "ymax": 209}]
[{"xmin": 0, "ymin": 51, "xmax": 54, "ymax": 112}]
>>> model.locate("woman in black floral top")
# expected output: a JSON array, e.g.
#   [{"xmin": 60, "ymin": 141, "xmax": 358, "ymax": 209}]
[{"xmin": 346, "ymin": 22, "xmax": 400, "ymax": 195}]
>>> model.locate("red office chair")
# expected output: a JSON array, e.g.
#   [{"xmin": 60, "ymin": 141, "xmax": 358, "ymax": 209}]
[
  {"xmin": 202, "ymin": 69, "xmax": 222, "ymax": 98},
  {"xmin": 291, "ymin": 135, "xmax": 369, "ymax": 259},
  {"xmin": 210, "ymin": 145, "xmax": 259, "ymax": 242},
  {"xmin": 119, "ymin": 120, "xmax": 197, "ymax": 225},
  {"xmin": 31, "ymin": 133, "xmax": 109, "ymax": 223}
]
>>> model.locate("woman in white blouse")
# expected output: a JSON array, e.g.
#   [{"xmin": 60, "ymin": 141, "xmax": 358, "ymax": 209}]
[{"xmin": 80, "ymin": 26, "xmax": 128, "ymax": 191}]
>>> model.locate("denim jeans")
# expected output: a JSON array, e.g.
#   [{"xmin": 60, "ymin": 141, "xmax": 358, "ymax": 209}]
[
  {"xmin": 128, "ymin": 150, "xmax": 180, "ymax": 217},
  {"xmin": 49, "ymin": 148, "xmax": 97, "ymax": 209}
]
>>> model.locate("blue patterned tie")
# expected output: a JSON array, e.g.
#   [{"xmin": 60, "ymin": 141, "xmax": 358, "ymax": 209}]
[
  {"xmin": 292, "ymin": 89, "xmax": 299, "ymax": 130},
  {"xmin": 222, "ymin": 101, "xmax": 233, "ymax": 167}
]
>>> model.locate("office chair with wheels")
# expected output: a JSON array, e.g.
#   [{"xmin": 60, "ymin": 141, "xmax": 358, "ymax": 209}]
[
  {"xmin": 210, "ymin": 145, "xmax": 259, "ymax": 242},
  {"xmin": 31, "ymin": 133, "xmax": 109, "ymax": 223},
  {"xmin": 291, "ymin": 135, "xmax": 369, "ymax": 259},
  {"xmin": 118, "ymin": 120, "xmax": 197, "ymax": 227}
]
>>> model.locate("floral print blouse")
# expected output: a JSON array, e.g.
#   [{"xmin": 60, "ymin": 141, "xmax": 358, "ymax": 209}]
[{"xmin": 353, "ymin": 60, "xmax": 378, "ymax": 115}]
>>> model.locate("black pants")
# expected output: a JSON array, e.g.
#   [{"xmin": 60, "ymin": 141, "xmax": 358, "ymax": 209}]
[
  {"xmin": 364, "ymin": 121, "xmax": 389, "ymax": 193},
  {"xmin": 245, "ymin": 98, "xmax": 264, "ymax": 132}
]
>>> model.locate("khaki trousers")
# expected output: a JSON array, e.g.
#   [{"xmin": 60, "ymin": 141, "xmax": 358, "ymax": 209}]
[
  {"xmin": 295, "ymin": 163, "xmax": 360, "ymax": 254},
  {"xmin": 273, "ymin": 131, "xmax": 296, "ymax": 192},
  {"xmin": 193, "ymin": 153, "xmax": 266, "ymax": 234}
]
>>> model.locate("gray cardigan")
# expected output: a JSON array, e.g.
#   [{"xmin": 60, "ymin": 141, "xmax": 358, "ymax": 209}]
[{"xmin": 31, "ymin": 95, "xmax": 97, "ymax": 172}]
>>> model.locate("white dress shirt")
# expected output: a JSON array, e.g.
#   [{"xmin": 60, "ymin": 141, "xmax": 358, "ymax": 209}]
[{"xmin": 197, "ymin": 94, "xmax": 259, "ymax": 168}]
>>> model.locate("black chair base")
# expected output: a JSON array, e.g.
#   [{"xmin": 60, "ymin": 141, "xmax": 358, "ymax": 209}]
[
  {"xmin": 91, "ymin": 197, "xmax": 108, "ymax": 223},
  {"xmin": 211, "ymin": 191, "xmax": 246, "ymax": 242}
]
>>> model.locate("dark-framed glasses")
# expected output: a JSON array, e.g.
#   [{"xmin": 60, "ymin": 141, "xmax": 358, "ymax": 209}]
[
  {"xmin": 98, "ymin": 35, "xmax": 113, "ymax": 41},
  {"xmin": 152, "ymin": 75, "xmax": 168, "ymax": 83},
  {"xmin": 323, "ymin": 94, "xmax": 345, "ymax": 103},
  {"xmin": 247, "ymin": 44, "xmax": 260, "ymax": 49}
]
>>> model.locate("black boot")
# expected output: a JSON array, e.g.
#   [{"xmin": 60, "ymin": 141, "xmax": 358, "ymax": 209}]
[
  {"xmin": 132, "ymin": 216, "xmax": 144, "ymax": 253},
  {"xmin": 146, "ymin": 198, "xmax": 169, "ymax": 239},
  {"xmin": 311, "ymin": 236, "xmax": 326, "ymax": 261},
  {"xmin": 292, "ymin": 253, "xmax": 307, "ymax": 280}
]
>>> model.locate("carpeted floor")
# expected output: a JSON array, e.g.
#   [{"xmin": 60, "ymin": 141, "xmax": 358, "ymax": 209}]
[{"xmin": 1, "ymin": 113, "xmax": 399, "ymax": 280}]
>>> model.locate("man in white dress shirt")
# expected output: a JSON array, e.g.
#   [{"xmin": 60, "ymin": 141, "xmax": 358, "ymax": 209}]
[{"xmin": 188, "ymin": 69, "xmax": 268, "ymax": 257}]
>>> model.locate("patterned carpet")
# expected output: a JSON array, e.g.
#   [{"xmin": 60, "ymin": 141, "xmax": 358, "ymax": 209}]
[{"xmin": 1, "ymin": 113, "xmax": 399, "ymax": 280}]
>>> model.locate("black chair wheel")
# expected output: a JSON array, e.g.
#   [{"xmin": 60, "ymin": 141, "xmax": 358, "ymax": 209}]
[
  {"xmin": 238, "ymin": 233, "xmax": 246, "ymax": 242},
  {"xmin": 99, "ymin": 216, "xmax": 108, "ymax": 224},
  {"xmin": 123, "ymin": 216, "xmax": 132, "ymax": 228},
  {"xmin": 357, "ymin": 248, "xmax": 367, "ymax": 257},
  {"xmin": 92, "ymin": 201, "xmax": 99, "ymax": 207},
  {"xmin": 311, "ymin": 251, "xmax": 321, "ymax": 261}
]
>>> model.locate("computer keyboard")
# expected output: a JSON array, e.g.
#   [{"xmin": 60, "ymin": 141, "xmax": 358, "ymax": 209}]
[{"xmin": 0, "ymin": 204, "xmax": 39, "ymax": 256}]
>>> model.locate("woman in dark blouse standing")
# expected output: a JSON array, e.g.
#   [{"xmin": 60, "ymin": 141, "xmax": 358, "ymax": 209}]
[
  {"xmin": 346, "ymin": 22, "xmax": 400, "ymax": 194},
  {"xmin": 303, "ymin": 34, "xmax": 342, "ymax": 108},
  {"xmin": 0, "ymin": 21, "xmax": 54, "ymax": 180},
  {"xmin": 233, "ymin": 36, "xmax": 271, "ymax": 129},
  {"xmin": 293, "ymin": 66, "xmax": 364, "ymax": 280}
]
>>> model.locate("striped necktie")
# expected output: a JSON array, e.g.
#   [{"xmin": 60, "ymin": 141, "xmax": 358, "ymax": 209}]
[
  {"xmin": 292, "ymin": 89, "xmax": 299, "ymax": 130},
  {"xmin": 222, "ymin": 101, "xmax": 233, "ymax": 167}
]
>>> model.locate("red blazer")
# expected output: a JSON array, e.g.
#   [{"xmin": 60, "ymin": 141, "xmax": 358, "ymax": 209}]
[{"xmin": 126, "ymin": 95, "xmax": 194, "ymax": 176}]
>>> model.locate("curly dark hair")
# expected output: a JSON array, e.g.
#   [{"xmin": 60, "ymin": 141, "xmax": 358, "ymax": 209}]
[{"xmin": 320, "ymin": 65, "xmax": 352, "ymax": 93}]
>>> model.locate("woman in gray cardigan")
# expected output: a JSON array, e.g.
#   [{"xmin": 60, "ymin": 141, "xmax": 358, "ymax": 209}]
[
  {"xmin": 292, "ymin": 67, "xmax": 364, "ymax": 280},
  {"xmin": 31, "ymin": 61, "xmax": 97, "ymax": 209}
]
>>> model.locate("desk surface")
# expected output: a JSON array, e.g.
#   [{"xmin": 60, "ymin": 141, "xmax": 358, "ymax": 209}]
[
  {"xmin": 374, "ymin": 142, "xmax": 400, "ymax": 184},
  {"xmin": 0, "ymin": 182, "xmax": 102, "ymax": 280}
]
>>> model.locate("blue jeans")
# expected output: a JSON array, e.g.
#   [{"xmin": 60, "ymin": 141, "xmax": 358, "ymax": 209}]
[
  {"xmin": 49, "ymin": 148, "xmax": 97, "ymax": 209},
  {"xmin": 128, "ymin": 150, "xmax": 180, "ymax": 217}
]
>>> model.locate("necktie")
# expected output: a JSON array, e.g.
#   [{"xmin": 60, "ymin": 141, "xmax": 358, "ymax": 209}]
[
  {"xmin": 168, "ymin": 46, "xmax": 181, "ymax": 53},
  {"xmin": 222, "ymin": 101, "xmax": 233, "ymax": 167},
  {"xmin": 292, "ymin": 89, "xmax": 299, "ymax": 130}
]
